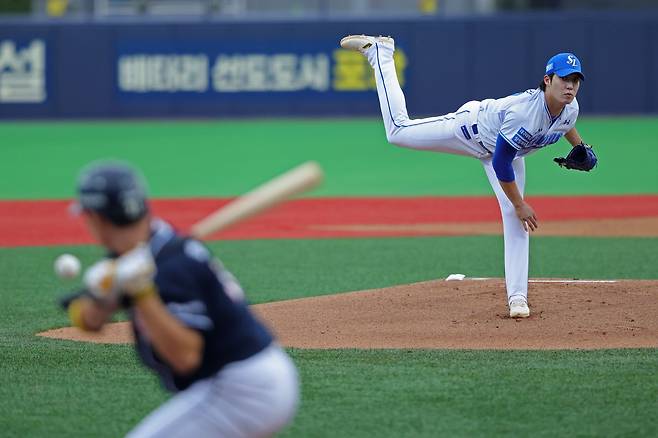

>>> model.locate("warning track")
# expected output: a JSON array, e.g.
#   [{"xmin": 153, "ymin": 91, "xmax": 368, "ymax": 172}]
[{"xmin": 2, "ymin": 195, "xmax": 658, "ymax": 247}]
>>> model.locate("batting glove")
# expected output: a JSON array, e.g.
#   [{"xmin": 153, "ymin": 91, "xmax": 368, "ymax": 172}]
[
  {"xmin": 83, "ymin": 259, "xmax": 119, "ymax": 303},
  {"xmin": 115, "ymin": 243, "xmax": 157, "ymax": 303}
]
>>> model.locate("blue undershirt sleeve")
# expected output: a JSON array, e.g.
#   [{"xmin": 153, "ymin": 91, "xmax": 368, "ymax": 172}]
[{"xmin": 493, "ymin": 134, "xmax": 518, "ymax": 182}]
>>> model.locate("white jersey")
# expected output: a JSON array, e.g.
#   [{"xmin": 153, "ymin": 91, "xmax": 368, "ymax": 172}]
[{"xmin": 476, "ymin": 89, "xmax": 579, "ymax": 157}]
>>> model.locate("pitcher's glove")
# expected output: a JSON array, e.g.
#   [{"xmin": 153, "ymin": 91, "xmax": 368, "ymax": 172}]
[{"xmin": 554, "ymin": 143, "xmax": 598, "ymax": 171}]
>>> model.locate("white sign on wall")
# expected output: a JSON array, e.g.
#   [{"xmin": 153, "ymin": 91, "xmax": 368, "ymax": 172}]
[{"xmin": 0, "ymin": 39, "xmax": 47, "ymax": 103}]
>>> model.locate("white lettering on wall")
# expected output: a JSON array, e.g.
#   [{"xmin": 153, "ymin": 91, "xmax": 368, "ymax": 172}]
[
  {"xmin": 118, "ymin": 54, "xmax": 209, "ymax": 92},
  {"xmin": 0, "ymin": 40, "xmax": 46, "ymax": 103},
  {"xmin": 212, "ymin": 53, "xmax": 329, "ymax": 92}
]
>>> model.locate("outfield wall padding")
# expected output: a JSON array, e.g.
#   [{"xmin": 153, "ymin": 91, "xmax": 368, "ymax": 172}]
[{"xmin": 0, "ymin": 11, "xmax": 656, "ymax": 118}]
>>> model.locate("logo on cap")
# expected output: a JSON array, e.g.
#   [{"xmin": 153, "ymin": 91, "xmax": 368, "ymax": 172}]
[{"xmin": 545, "ymin": 52, "xmax": 585, "ymax": 80}]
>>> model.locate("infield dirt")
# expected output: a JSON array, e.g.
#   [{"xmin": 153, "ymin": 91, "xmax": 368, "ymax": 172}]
[{"xmin": 39, "ymin": 279, "xmax": 658, "ymax": 350}]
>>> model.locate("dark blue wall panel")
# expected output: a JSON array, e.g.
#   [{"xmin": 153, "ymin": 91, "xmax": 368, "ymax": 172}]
[
  {"xmin": 0, "ymin": 11, "xmax": 656, "ymax": 119},
  {"xmin": 410, "ymin": 21, "xmax": 469, "ymax": 115},
  {"xmin": 648, "ymin": 20, "xmax": 658, "ymax": 113},
  {"xmin": 586, "ymin": 18, "xmax": 651, "ymax": 113},
  {"xmin": 55, "ymin": 25, "xmax": 115, "ymax": 117},
  {"xmin": 468, "ymin": 21, "xmax": 531, "ymax": 102}
]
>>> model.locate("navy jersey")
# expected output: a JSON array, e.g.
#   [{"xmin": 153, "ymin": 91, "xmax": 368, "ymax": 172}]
[{"xmin": 130, "ymin": 220, "xmax": 273, "ymax": 392}]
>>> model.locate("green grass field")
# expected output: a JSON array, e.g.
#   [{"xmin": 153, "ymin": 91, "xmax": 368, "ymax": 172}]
[
  {"xmin": 1, "ymin": 118, "xmax": 657, "ymax": 437},
  {"xmin": 3, "ymin": 118, "xmax": 658, "ymax": 198}
]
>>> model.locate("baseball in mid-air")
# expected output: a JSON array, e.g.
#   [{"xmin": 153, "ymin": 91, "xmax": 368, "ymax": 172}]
[{"xmin": 54, "ymin": 254, "xmax": 81, "ymax": 279}]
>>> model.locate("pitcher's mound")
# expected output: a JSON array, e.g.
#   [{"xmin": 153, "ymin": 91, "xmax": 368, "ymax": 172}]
[{"xmin": 38, "ymin": 279, "xmax": 658, "ymax": 350}]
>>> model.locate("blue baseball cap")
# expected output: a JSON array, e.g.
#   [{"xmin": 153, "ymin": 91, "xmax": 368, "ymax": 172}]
[
  {"xmin": 72, "ymin": 161, "xmax": 149, "ymax": 226},
  {"xmin": 545, "ymin": 53, "xmax": 585, "ymax": 80}
]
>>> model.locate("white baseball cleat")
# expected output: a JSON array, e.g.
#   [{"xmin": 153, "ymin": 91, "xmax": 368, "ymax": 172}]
[
  {"xmin": 509, "ymin": 298, "xmax": 530, "ymax": 318},
  {"xmin": 340, "ymin": 35, "xmax": 394, "ymax": 53}
]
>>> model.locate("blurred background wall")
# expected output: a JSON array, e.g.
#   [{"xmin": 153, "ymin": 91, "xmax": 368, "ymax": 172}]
[{"xmin": 1, "ymin": 0, "xmax": 656, "ymax": 118}]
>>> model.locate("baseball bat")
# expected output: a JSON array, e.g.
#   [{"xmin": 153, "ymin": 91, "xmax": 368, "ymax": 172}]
[{"xmin": 189, "ymin": 161, "xmax": 324, "ymax": 239}]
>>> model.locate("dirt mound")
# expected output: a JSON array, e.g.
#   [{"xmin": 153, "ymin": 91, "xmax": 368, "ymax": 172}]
[
  {"xmin": 38, "ymin": 279, "xmax": 658, "ymax": 350},
  {"xmin": 253, "ymin": 279, "xmax": 658, "ymax": 349},
  {"xmin": 39, "ymin": 320, "xmax": 134, "ymax": 344}
]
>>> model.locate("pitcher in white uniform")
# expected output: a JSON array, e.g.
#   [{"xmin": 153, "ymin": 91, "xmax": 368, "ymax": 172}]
[{"xmin": 340, "ymin": 35, "xmax": 588, "ymax": 318}]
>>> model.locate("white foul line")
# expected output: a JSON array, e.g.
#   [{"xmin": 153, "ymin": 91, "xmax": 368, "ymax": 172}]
[
  {"xmin": 529, "ymin": 280, "xmax": 618, "ymax": 284},
  {"xmin": 464, "ymin": 277, "xmax": 618, "ymax": 284},
  {"xmin": 528, "ymin": 280, "xmax": 617, "ymax": 283}
]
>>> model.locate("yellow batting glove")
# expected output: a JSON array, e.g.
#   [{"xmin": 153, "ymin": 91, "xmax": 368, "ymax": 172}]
[
  {"xmin": 67, "ymin": 298, "xmax": 90, "ymax": 331},
  {"xmin": 83, "ymin": 259, "xmax": 119, "ymax": 303}
]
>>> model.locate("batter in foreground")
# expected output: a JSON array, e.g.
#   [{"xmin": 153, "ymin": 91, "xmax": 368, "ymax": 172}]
[
  {"xmin": 340, "ymin": 35, "xmax": 597, "ymax": 318},
  {"xmin": 65, "ymin": 161, "xmax": 299, "ymax": 437}
]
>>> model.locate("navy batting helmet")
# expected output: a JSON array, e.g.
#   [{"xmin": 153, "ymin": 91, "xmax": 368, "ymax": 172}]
[{"xmin": 74, "ymin": 161, "xmax": 149, "ymax": 226}]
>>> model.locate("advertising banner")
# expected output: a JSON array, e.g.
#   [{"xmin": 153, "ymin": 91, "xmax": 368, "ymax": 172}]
[{"xmin": 115, "ymin": 40, "xmax": 408, "ymax": 103}]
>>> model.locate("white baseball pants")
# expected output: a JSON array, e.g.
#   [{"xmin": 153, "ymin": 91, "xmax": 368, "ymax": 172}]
[
  {"xmin": 126, "ymin": 344, "xmax": 299, "ymax": 438},
  {"xmin": 365, "ymin": 41, "xmax": 529, "ymax": 304}
]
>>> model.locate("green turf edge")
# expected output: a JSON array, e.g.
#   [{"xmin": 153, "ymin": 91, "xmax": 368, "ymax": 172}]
[{"xmin": 1, "ymin": 117, "xmax": 657, "ymax": 198}]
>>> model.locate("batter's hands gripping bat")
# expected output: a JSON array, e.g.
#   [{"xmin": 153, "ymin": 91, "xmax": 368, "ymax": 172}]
[{"xmin": 189, "ymin": 161, "xmax": 324, "ymax": 239}]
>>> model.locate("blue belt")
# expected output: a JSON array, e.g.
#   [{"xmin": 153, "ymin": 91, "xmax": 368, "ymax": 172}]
[{"xmin": 460, "ymin": 123, "xmax": 492, "ymax": 154}]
